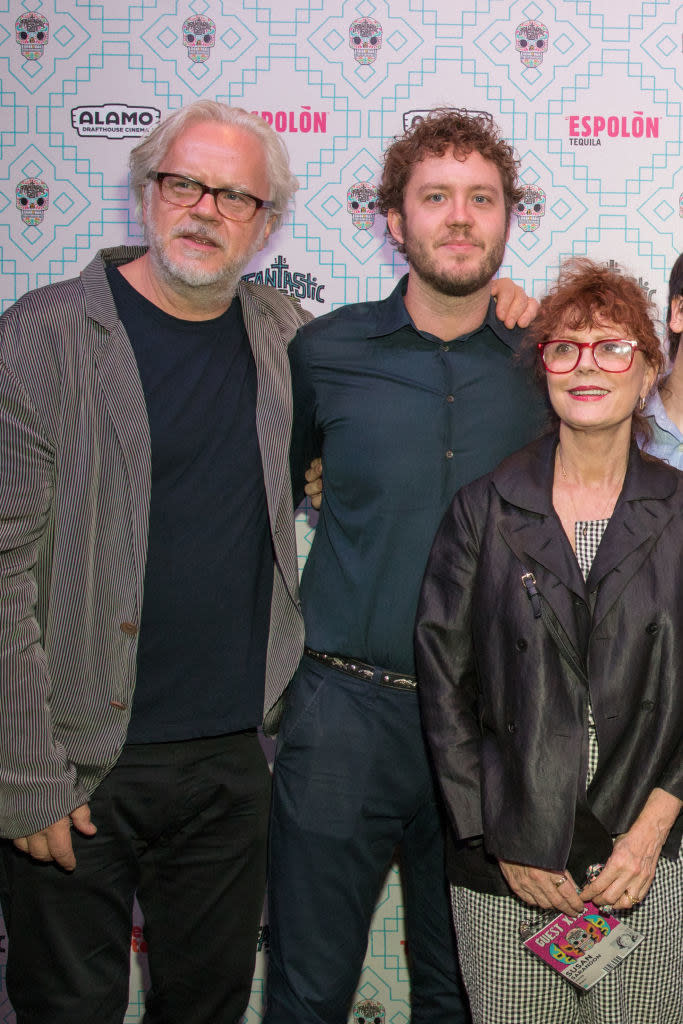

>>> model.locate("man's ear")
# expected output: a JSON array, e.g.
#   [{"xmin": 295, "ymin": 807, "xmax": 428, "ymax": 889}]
[
  {"xmin": 258, "ymin": 215, "xmax": 275, "ymax": 252},
  {"xmin": 140, "ymin": 185, "xmax": 150, "ymax": 223},
  {"xmin": 386, "ymin": 208, "xmax": 404, "ymax": 247},
  {"xmin": 669, "ymin": 295, "xmax": 683, "ymax": 334}
]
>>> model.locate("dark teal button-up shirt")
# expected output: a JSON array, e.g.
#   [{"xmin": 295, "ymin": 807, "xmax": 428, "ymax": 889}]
[{"xmin": 290, "ymin": 275, "xmax": 547, "ymax": 675}]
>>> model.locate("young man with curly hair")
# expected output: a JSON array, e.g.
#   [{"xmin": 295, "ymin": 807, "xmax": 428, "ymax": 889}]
[{"xmin": 265, "ymin": 109, "xmax": 546, "ymax": 1024}]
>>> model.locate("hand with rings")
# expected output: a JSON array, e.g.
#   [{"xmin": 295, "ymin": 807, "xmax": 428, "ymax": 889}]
[
  {"xmin": 498, "ymin": 860, "xmax": 584, "ymax": 914},
  {"xmin": 623, "ymin": 889, "xmax": 641, "ymax": 907}
]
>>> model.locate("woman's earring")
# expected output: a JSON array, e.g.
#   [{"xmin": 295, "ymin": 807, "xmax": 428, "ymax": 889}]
[{"xmin": 638, "ymin": 396, "xmax": 646, "ymax": 411}]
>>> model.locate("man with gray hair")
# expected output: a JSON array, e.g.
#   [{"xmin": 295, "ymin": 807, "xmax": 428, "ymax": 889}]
[{"xmin": 0, "ymin": 101, "xmax": 308, "ymax": 1024}]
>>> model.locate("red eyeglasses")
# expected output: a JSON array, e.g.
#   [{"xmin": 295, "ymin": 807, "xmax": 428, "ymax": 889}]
[{"xmin": 538, "ymin": 339, "xmax": 640, "ymax": 373}]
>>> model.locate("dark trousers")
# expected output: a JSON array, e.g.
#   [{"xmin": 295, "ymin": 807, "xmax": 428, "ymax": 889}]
[
  {"xmin": 265, "ymin": 655, "xmax": 469, "ymax": 1024},
  {"xmin": 0, "ymin": 731, "xmax": 271, "ymax": 1024}
]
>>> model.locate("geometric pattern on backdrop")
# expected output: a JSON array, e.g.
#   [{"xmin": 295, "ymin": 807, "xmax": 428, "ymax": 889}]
[{"xmin": 1, "ymin": 0, "xmax": 681, "ymax": 1020}]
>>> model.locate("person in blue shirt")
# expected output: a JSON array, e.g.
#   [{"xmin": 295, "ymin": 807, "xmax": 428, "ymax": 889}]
[
  {"xmin": 265, "ymin": 109, "xmax": 547, "ymax": 1024},
  {"xmin": 642, "ymin": 253, "xmax": 683, "ymax": 468}
]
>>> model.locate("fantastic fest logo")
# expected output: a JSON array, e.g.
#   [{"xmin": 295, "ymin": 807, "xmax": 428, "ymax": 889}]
[
  {"xmin": 605, "ymin": 259, "xmax": 658, "ymax": 301},
  {"xmin": 566, "ymin": 110, "xmax": 660, "ymax": 147},
  {"xmin": 71, "ymin": 104, "xmax": 161, "ymax": 139},
  {"xmin": 242, "ymin": 256, "xmax": 326, "ymax": 305}
]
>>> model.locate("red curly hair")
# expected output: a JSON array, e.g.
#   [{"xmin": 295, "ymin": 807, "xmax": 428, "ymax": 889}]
[{"xmin": 524, "ymin": 258, "xmax": 665, "ymax": 436}]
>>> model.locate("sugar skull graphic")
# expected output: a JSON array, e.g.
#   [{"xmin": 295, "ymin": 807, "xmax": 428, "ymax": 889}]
[
  {"xmin": 515, "ymin": 185, "xmax": 546, "ymax": 232},
  {"xmin": 549, "ymin": 942, "xmax": 576, "ymax": 964},
  {"xmin": 349, "ymin": 18, "xmax": 382, "ymax": 65},
  {"xmin": 182, "ymin": 15, "xmax": 216, "ymax": 64},
  {"xmin": 584, "ymin": 914, "xmax": 610, "ymax": 938},
  {"xmin": 353, "ymin": 998, "xmax": 385, "ymax": 1024},
  {"xmin": 347, "ymin": 182, "xmax": 378, "ymax": 229},
  {"xmin": 15, "ymin": 12, "xmax": 49, "ymax": 60},
  {"xmin": 16, "ymin": 178, "xmax": 49, "ymax": 226},
  {"xmin": 566, "ymin": 927, "xmax": 596, "ymax": 954},
  {"xmin": 515, "ymin": 20, "xmax": 550, "ymax": 68}
]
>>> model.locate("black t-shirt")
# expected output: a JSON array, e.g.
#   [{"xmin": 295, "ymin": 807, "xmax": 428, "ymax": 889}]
[{"xmin": 107, "ymin": 267, "xmax": 273, "ymax": 741}]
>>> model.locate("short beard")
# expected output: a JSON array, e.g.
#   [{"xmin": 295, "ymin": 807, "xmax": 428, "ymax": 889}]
[
  {"xmin": 402, "ymin": 227, "xmax": 507, "ymax": 298},
  {"xmin": 144, "ymin": 219, "xmax": 265, "ymax": 309}
]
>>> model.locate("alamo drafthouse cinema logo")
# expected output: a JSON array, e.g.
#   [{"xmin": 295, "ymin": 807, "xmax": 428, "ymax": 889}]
[{"xmin": 71, "ymin": 104, "xmax": 161, "ymax": 139}]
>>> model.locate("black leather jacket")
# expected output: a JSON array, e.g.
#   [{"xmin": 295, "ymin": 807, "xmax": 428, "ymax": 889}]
[{"xmin": 416, "ymin": 434, "xmax": 682, "ymax": 889}]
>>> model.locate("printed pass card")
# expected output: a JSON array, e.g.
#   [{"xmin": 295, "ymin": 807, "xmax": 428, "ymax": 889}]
[{"xmin": 523, "ymin": 903, "xmax": 645, "ymax": 990}]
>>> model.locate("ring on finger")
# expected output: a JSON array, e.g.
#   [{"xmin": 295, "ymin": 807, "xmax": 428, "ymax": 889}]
[
  {"xmin": 552, "ymin": 875, "xmax": 567, "ymax": 888},
  {"xmin": 624, "ymin": 889, "xmax": 641, "ymax": 907}
]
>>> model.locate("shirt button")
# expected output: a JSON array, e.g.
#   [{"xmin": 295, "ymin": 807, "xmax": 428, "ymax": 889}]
[
  {"xmin": 441, "ymin": 344, "xmax": 450, "ymax": 352},
  {"xmin": 446, "ymin": 394, "xmax": 454, "ymax": 403},
  {"xmin": 445, "ymin": 450, "xmax": 454, "ymax": 459},
  {"xmin": 120, "ymin": 622, "xmax": 138, "ymax": 636}
]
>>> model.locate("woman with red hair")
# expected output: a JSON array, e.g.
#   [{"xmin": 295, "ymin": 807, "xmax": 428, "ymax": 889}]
[{"xmin": 416, "ymin": 259, "xmax": 682, "ymax": 1023}]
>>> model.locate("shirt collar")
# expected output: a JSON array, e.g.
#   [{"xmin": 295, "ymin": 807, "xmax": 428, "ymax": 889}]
[
  {"xmin": 643, "ymin": 378, "xmax": 681, "ymax": 438},
  {"xmin": 368, "ymin": 272, "xmax": 527, "ymax": 353},
  {"xmin": 366, "ymin": 274, "xmax": 413, "ymax": 338}
]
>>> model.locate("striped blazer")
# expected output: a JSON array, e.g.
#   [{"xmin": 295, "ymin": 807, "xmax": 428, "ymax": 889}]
[{"xmin": 0, "ymin": 246, "xmax": 309, "ymax": 838}]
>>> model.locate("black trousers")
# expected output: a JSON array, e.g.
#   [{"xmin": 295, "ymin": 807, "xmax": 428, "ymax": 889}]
[{"xmin": 0, "ymin": 731, "xmax": 271, "ymax": 1024}]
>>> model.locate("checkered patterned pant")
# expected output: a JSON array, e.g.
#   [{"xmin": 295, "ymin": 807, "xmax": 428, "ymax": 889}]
[
  {"xmin": 451, "ymin": 530, "xmax": 682, "ymax": 1022},
  {"xmin": 451, "ymin": 719, "xmax": 682, "ymax": 1024},
  {"xmin": 451, "ymin": 843, "xmax": 682, "ymax": 1024}
]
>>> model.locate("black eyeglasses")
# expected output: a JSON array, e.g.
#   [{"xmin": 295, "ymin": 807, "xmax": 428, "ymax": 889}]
[
  {"xmin": 538, "ymin": 339, "xmax": 641, "ymax": 373},
  {"xmin": 150, "ymin": 173, "xmax": 274, "ymax": 222}
]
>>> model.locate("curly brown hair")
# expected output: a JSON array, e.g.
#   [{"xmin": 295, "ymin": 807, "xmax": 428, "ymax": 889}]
[
  {"xmin": 377, "ymin": 108, "xmax": 522, "ymax": 254},
  {"xmin": 524, "ymin": 258, "xmax": 665, "ymax": 437}
]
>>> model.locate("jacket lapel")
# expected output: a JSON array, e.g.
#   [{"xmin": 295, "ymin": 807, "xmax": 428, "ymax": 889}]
[
  {"xmin": 588, "ymin": 447, "xmax": 679, "ymax": 628},
  {"xmin": 238, "ymin": 281, "xmax": 293, "ymax": 538},
  {"xmin": 493, "ymin": 435, "xmax": 588, "ymax": 659},
  {"xmin": 493, "ymin": 435, "xmax": 681, "ymax": 655},
  {"xmin": 83, "ymin": 249, "xmax": 151, "ymax": 605}
]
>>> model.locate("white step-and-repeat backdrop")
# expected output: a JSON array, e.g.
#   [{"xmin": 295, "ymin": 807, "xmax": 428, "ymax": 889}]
[{"xmin": 1, "ymin": 1, "xmax": 681, "ymax": 1021}]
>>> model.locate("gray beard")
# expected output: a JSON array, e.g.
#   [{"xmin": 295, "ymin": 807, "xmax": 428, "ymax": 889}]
[{"xmin": 144, "ymin": 222, "xmax": 263, "ymax": 310}]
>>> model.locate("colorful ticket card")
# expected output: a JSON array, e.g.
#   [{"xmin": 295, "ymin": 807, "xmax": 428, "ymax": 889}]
[{"xmin": 523, "ymin": 903, "xmax": 645, "ymax": 990}]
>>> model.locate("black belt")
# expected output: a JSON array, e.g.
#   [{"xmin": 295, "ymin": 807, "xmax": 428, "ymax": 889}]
[{"xmin": 304, "ymin": 647, "xmax": 418, "ymax": 691}]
